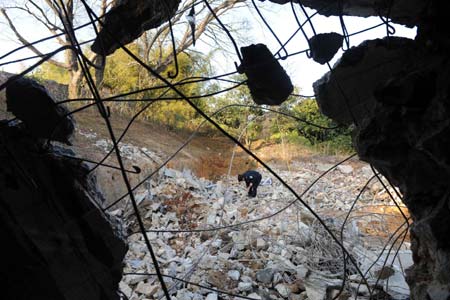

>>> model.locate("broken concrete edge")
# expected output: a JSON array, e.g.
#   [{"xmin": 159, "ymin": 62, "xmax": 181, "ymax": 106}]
[{"xmin": 0, "ymin": 121, "xmax": 127, "ymax": 300}]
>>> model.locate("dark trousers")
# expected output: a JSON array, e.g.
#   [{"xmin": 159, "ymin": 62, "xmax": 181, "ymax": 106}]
[{"xmin": 248, "ymin": 176, "xmax": 261, "ymax": 197}]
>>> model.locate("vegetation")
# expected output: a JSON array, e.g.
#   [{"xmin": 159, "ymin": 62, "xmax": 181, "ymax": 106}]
[
  {"xmin": 18, "ymin": 0, "xmax": 351, "ymax": 155},
  {"xmin": 31, "ymin": 45, "xmax": 352, "ymax": 154},
  {"xmin": 1, "ymin": 0, "xmax": 247, "ymax": 98}
]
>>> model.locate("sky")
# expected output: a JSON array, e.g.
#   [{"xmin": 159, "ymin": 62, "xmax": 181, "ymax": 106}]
[
  {"xmin": 214, "ymin": 2, "xmax": 417, "ymax": 96},
  {"xmin": 0, "ymin": 0, "xmax": 417, "ymax": 96}
]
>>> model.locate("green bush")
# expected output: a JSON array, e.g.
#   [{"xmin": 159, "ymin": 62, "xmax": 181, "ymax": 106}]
[{"xmin": 267, "ymin": 98, "xmax": 353, "ymax": 154}]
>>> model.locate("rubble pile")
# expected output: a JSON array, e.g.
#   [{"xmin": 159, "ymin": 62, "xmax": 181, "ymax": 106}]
[{"xmin": 109, "ymin": 158, "xmax": 411, "ymax": 300}]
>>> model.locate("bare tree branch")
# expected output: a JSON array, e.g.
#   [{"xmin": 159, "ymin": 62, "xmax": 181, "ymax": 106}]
[
  {"xmin": 150, "ymin": 0, "xmax": 247, "ymax": 74},
  {"xmin": 0, "ymin": 7, "xmax": 69, "ymax": 69},
  {"xmin": 29, "ymin": 0, "xmax": 64, "ymax": 32}
]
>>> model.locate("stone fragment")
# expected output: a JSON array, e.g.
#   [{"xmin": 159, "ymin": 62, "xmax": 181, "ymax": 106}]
[
  {"xmin": 92, "ymin": 0, "xmax": 181, "ymax": 55},
  {"xmin": 304, "ymin": 272, "xmax": 342, "ymax": 300},
  {"xmin": 262, "ymin": 0, "xmax": 427, "ymax": 27},
  {"xmin": 309, "ymin": 32, "xmax": 344, "ymax": 64},
  {"xmin": 374, "ymin": 266, "xmax": 395, "ymax": 280},
  {"xmin": 238, "ymin": 282, "xmax": 253, "ymax": 292},
  {"xmin": 337, "ymin": 165, "xmax": 353, "ymax": 174},
  {"xmin": 275, "ymin": 283, "xmax": 291, "ymax": 298},
  {"xmin": 126, "ymin": 274, "xmax": 149, "ymax": 285},
  {"xmin": 314, "ymin": 37, "xmax": 419, "ymax": 124},
  {"xmin": 256, "ymin": 238, "xmax": 268, "ymax": 250},
  {"xmin": 238, "ymin": 43, "xmax": 293, "ymax": 106},
  {"xmin": 228, "ymin": 270, "xmax": 241, "ymax": 281},
  {"xmin": 135, "ymin": 282, "xmax": 157, "ymax": 295},
  {"xmin": 176, "ymin": 289, "xmax": 194, "ymax": 300},
  {"xmin": 207, "ymin": 270, "xmax": 230, "ymax": 290},
  {"xmin": 256, "ymin": 268, "xmax": 275, "ymax": 284},
  {"xmin": 247, "ymin": 293, "xmax": 262, "ymax": 299},
  {"xmin": 287, "ymin": 280, "xmax": 305, "ymax": 294},
  {"xmin": 298, "ymin": 291, "xmax": 308, "ymax": 300},
  {"xmin": 205, "ymin": 293, "xmax": 218, "ymax": 300},
  {"xmin": 296, "ymin": 265, "xmax": 309, "ymax": 280},
  {"xmin": 119, "ymin": 281, "xmax": 133, "ymax": 299},
  {"xmin": 5, "ymin": 76, "xmax": 75, "ymax": 144},
  {"xmin": 328, "ymin": 289, "xmax": 351, "ymax": 300},
  {"xmin": 164, "ymin": 168, "xmax": 178, "ymax": 178},
  {"xmin": 0, "ymin": 122, "xmax": 127, "ymax": 300}
]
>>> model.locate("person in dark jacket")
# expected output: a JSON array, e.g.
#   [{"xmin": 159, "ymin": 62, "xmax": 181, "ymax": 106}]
[{"xmin": 238, "ymin": 170, "xmax": 262, "ymax": 197}]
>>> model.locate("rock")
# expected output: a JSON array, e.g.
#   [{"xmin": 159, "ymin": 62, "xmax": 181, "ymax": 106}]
[
  {"xmin": 228, "ymin": 270, "xmax": 241, "ymax": 281},
  {"xmin": 126, "ymin": 274, "xmax": 149, "ymax": 285},
  {"xmin": 164, "ymin": 168, "xmax": 178, "ymax": 178},
  {"xmin": 232, "ymin": 232, "xmax": 248, "ymax": 251},
  {"xmin": 298, "ymin": 291, "xmax": 308, "ymax": 300},
  {"xmin": 176, "ymin": 289, "xmax": 194, "ymax": 300},
  {"xmin": 128, "ymin": 259, "xmax": 144, "ymax": 269},
  {"xmin": 369, "ymin": 182, "xmax": 384, "ymax": 194},
  {"xmin": 247, "ymin": 293, "xmax": 262, "ymax": 299},
  {"xmin": 273, "ymin": 272, "xmax": 283, "ymax": 285},
  {"xmin": 0, "ymin": 122, "xmax": 127, "ymax": 300},
  {"xmin": 314, "ymin": 37, "xmax": 419, "ymax": 124},
  {"xmin": 135, "ymin": 282, "xmax": 157, "ymax": 295},
  {"xmin": 327, "ymin": 289, "xmax": 351, "ymax": 300},
  {"xmin": 5, "ymin": 76, "xmax": 75, "ymax": 144},
  {"xmin": 275, "ymin": 283, "xmax": 291, "ymax": 298},
  {"xmin": 353, "ymin": 46, "xmax": 450, "ymax": 298},
  {"xmin": 309, "ymin": 32, "xmax": 344, "ymax": 64},
  {"xmin": 207, "ymin": 270, "xmax": 231, "ymax": 290},
  {"xmin": 256, "ymin": 268, "xmax": 276, "ymax": 284},
  {"xmin": 238, "ymin": 282, "xmax": 253, "ymax": 292},
  {"xmin": 205, "ymin": 293, "xmax": 218, "ymax": 300},
  {"xmin": 119, "ymin": 281, "xmax": 133, "ymax": 299},
  {"xmin": 92, "ymin": 0, "xmax": 181, "ymax": 55},
  {"xmin": 296, "ymin": 265, "xmax": 309, "ymax": 280},
  {"xmin": 207, "ymin": 213, "xmax": 216, "ymax": 225},
  {"xmin": 256, "ymin": 238, "xmax": 268, "ymax": 250},
  {"xmin": 337, "ymin": 165, "xmax": 353, "ymax": 174},
  {"xmin": 264, "ymin": 0, "xmax": 427, "ymax": 27},
  {"xmin": 304, "ymin": 272, "xmax": 342, "ymax": 300},
  {"xmin": 287, "ymin": 280, "xmax": 305, "ymax": 294},
  {"xmin": 348, "ymin": 274, "xmax": 362, "ymax": 282},
  {"xmin": 348, "ymin": 282, "xmax": 371, "ymax": 296},
  {"xmin": 374, "ymin": 266, "xmax": 395, "ymax": 280},
  {"xmin": 211, "ymin": 239, "xmax": 222, "ymax": 248},
  {"xmin": 238, "ymin": 43, "xmax": 293, "ymax": 106}
]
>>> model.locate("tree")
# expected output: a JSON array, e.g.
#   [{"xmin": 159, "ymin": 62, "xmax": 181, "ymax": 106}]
[
  {"xmin": 99, "ymin": 41, "xmax": 216, "ymax": 130},
  {"xmin": 210, "ymin": 74, "xmax": 265, "ymax": 146},
  {"xmin": 0, "ymin": 0, "xmax": 108, "ymax": 98},
  {"xmin": 1, "ymin": 0, "xmax": 248, "ymax": 98}
]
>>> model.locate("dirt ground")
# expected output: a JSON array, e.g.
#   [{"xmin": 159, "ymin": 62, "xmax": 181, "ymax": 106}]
[{"xmin": 73, "ymin": 107, "xmax": 348, "ymax": 180}]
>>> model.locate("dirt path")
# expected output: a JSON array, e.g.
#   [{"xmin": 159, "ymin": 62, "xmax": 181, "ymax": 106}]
[{"xmin": 72, "ymin": 107, "xmax": 358, "ymax": 180}]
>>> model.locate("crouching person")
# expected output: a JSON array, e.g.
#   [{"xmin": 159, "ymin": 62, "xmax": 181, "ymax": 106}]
[{"xmin": 238, "ymin": 170, "xmax": 262, "ymax": 197}]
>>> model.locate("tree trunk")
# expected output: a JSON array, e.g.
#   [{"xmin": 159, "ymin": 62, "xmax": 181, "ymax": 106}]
[
  {"xmin": 68, "ymin": 70, "xmax": 82, "ymax": 99},
  {"xmin": 94, "ymin": 55, "xmax": 106, "ymax": 89}
]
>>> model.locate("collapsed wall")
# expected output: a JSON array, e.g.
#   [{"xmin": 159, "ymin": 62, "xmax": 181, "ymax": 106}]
[
  {"xmin": 273, "ymin": 0, "xmax": 450, "ymax": 299},
  {"xmin": 0, "ymin": 121, "xmax": 127, "ymax": 300},
  {"xmin": 0, "ymin": 74, "xmax": 127, "ymax": 300}
]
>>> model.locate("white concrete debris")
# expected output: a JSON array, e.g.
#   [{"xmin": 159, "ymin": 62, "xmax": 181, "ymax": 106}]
[
  {"xmin": 228, "ymin": 270, "xmax": 240, "ymax": 281},
  {"xmin": 337, "ymin": 164, "xmax": 354, "ymax": 174},
  {"xmin": 205, "ymin": 293, "xmax": 218, "ymax": 300},
  {"xmin": 110, "ymin": 149, "xmax": 410, "ymax": 300},
  {"xmin": 92, "ymin": 138, "xmax": 162, "ymax": 162},
  {"xmin": 275, "ymin": 283, "xmax": 291, "ymax": 298},
  {"xmin": 248, "ymin": 292, "xmax": 262, "ymax": 299},
  {"xmin": 238, "ymin": 282, "xmax": 253, "ymax": 292}
]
